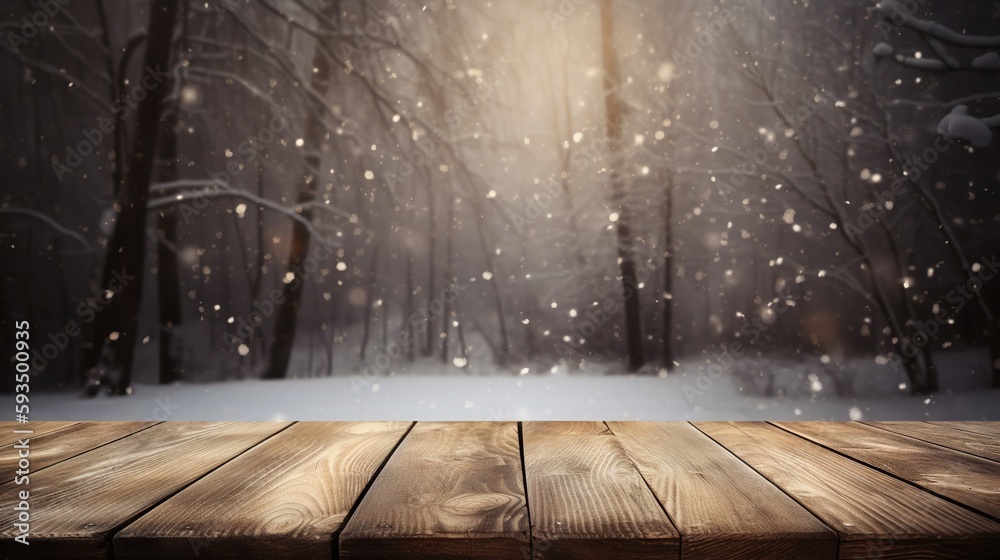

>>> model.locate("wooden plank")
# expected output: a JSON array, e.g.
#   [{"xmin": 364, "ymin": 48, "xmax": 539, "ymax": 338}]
[
  {"xmin": 867, "ymin": 421, "xmax": 1000, "ymax": 463},
  {"xmin": 114, "ymin": 421, "xmax": 410, "ymax": 559},
  {"xmin": 927, "ymin": 421, "xmax": 1000, "ymax": 437},
  {"xmin": 697, "ymin": 421, "xmax": 1000, "ymax": 559},
  {"xmin": 609, "ymin": 421, "xmax": 836, "ymax": 560},
  {"xmin": 339, "ymin": 422, "xmax": 529, "ymax": 560},
  {"xmin": 0, "ymin": 422, "xmax": 155, "ymax": 482},
  {"xmin": 775, "ymin": 421, "xmax": 1000, "ymax": 521},
  {"xmin": 522, "ymin": 421, "xmax": 679, "ymax": 560},
  {"xmin": 0, "ymin": 421, "xmax": 290, "ymax": 559},
  {"xmin": 0, "ymin": 421, "xmax": 78, "ymax": 448}
]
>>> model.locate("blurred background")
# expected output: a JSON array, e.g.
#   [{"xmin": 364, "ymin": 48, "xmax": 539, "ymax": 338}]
[{"xmin": 2, "ymin": 0, "xmax": 999, "ymax": 418}]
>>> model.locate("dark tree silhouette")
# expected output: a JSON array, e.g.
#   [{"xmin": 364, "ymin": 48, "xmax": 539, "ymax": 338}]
[
  {"xmin": 264, "ymin": 0, "xmax": 339, "ymax": 379},
  {"xmin": 600, "ymin": 0, "xmax": 645, "ymax": 372},
  {"xmin": 83, "ymin": 0, "xmax": 181, "ymax": 395}
]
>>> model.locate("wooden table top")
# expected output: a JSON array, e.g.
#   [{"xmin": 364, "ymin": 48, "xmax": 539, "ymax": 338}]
[{"xmin": 1, "ymin": 421, "xmax": 998, "ymax": 559}]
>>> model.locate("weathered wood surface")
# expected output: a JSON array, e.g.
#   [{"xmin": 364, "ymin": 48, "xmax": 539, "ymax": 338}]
[
  {"xmin": 0, "ymin": 421, "xmax": 289, "ymax": 559},
  {"xmin": 609, "ymin": 421, "xmax": 835, "ymax": 560},
  {"xmin": 4, "ymin": 420, "xmax": 1000, "ymax": 559},
  {"xmin": 0, "ymin": 421, "xmax": 154, "ymax": 482},
  {"xmin": 522, "ymin": 421, "xmax": 679, "ymax": 560},
  {"xmin": 0, "ymin": 421, "xmax": 79, "ymax": 447},
  {"xmin": 928, "ymin": 421, "xmax": 1000, "ymax": 437},
  {"xmin": 339, "ymin": 422, "xmax": 529, "ymax": 560},
  {"xmin": 115, "ymin": 422, "xmax": 410, "ymax": 559},
  {"xmin": 697, "ymin": 421, "xmax": 1000, "ymax": 559},
  {"xmin": 776, "ymin": 421, "xmax": 1000, "ymax": 521},
  {"xmin": 867, "ymin": 421, "xmax": 1000, "ymax": 463}
]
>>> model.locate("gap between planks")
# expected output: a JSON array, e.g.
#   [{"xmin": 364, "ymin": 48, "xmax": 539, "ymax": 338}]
[
  {"xmin": 768, "ymin": 421, "xmax": 1000, "ymax": 523},
  {"xmin": 107, "ymin": 422, "xmax": 299, "ymax": 557},
  {"xmin": 696, "ymin": 421, "xmax": 1000, "ymax": 559},
  {"xmin": 863, "ymin": 421, "xmax": 1000, "ymax": 463},
  {"xmin": 609, "ymin": 421, "xmax": 837, "ymax": 560}
]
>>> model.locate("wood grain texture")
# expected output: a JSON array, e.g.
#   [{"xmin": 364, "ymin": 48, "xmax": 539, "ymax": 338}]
[
  {"xmin": 113, "ymin": 421, "xmax": 410, "ymax": 559},
  {"xmin": 522, "ymin": 422, "xmax": 679, "ymax": 560},
  {"xmin": 339, "ymin": 422, "xmax": 529, "ymax": 560},
  {"xmin": 776, "ymin": 421, "xmax": 1000, "ymax": 521},
  {"xmin": 928, "ymin": 421, "xmax": 1000, "ymax": 437},
  {"xmin": 0, "ymin": 421, "xmax": 154, "ymax": 482},
  {"xmin": 609, "ymin": 421, "xmax": 835, "ymax": 560},
  {"xmin": 867, "ymin": 421, "xmax": 1000, "ymax": 463},
  {"xmin": 0, "ymin": 421, "xmax": 289, "ymax": 559},
  {"xmin": 0, "ymin": 421, "xmax": 78, "ymax": 447},
  {"xmin": 697, "ymin": 421, "xmax": 1000, "ymax": 559}
]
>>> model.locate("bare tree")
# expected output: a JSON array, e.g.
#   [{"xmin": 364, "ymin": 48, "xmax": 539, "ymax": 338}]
[
  {"xmin": 600, "ymin": 0, "xmax": 645, "ymax": 372},
  {"xmin": 83, "ymin": 0, "xmax": 181, "ymax": 395},
  {"xmin": 264, "ymin": 0, "xmax": 339, "ymax": 379},
  {"xmin": 685, "ymin": 2, "xmax": 941, "ymax": 392},
  {"xmin": 873, "ymin": 0, "xmax": 1000, "ymax": 387}
]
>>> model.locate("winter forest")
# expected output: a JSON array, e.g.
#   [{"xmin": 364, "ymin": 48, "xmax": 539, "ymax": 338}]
[{"xmin": 2, "ymin": 0, "xmax": 999, "ymax": 419}]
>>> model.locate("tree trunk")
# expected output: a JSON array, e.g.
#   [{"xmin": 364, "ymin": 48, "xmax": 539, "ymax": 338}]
[
  {"xmin": 82, "ymin": 0, "xmax": 180, "ymax": 396},
  {"xmin": 95, "ymin": 0, "xmax": 125, "ymax": 198},
  {"xmin": 600, "ymin": 0, "xmax": 645, "ymax": 372},
  {"xmin": 358, "ymin": 243, "xmax": 381, "ymax": 362},
  {"xmin": 326, "ymin": 274, "xmax": 339, "ymax": 377},
  {"xmin": 661, "ymin": 168, "xmax": 675, "ymax": 369},
  {"xmin": 546, "ymin": 35, "xmax": 584, "ymax": 267},
  {"xmin": 867, "ymin": 186, "xmax": 939, "ymax": 394},
  {"xmin": 264, "ymin": 0, "xmax": 338, "ymax": 379},
  {"xmin": 469, "ymin": 194, "xmax": 509, "ymax": 363},
  {"xmin": 381, "ymin": 297, "xmax": 389, "ymax": 352},
  {"xmin": 441, "ymin": 191, "xmax": 455, "ymax": 364},
  {"xmin": 155, "ymin": 59, "xmax": 183, "ymax": 384},
  {"xmin": 832, "ymin": 148, "xmax": 938, "ymax": 394},
  {"xmin": 456, "ymin": 303, "xmax": 469, "ymax": 367},
  {"xmin": 405, "ymin": 208, "xmax": 416, "ymax": 363},
  {"xmin": 989, "ymin": 331, "xmax": 1000, "ymax": 388},
  {"xmin": 874, "ymin": 55, "xmax": 1000, "ymax": 388},
  {"xmin": 424, "ymin": 188, "xmax": 437, "ymax": 357},
  {"xmin": 156, "ymin": 207, "xmax": 182, "ymax": 383},
  {"xmin": 874, "ymin": 262, "xmax": 939, "ymax": 394}
]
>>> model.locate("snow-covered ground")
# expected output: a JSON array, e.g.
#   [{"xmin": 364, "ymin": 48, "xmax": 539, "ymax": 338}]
[{"xmin": 33, "ymin": 356, "xmax": 999, "ymax": 421}]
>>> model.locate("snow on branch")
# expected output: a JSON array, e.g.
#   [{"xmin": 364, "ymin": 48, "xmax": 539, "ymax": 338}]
[
  {"xmin": 876, "ymin": 1, "xmax": 1000, "ymax": 47},
  {"xmin": 0, "ymin": 208, "xmax": 91, "ymax": 248},
  {"xmin": 937, "ymin": 106, "xmax": 997, "ymax": 147},
  {"xmin": 148, "ymin": 181, "xmax": 354, "ymax": 240}
]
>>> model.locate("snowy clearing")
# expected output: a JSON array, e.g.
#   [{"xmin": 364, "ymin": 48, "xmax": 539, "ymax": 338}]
[{"xmin": 34, "ymin": 358, "xmax": 999, "ymax": 422}]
